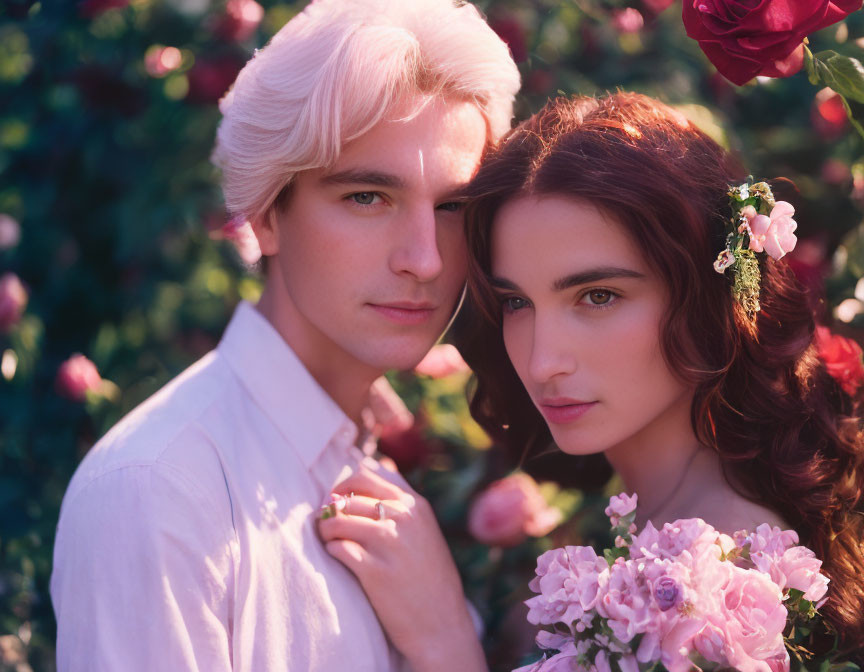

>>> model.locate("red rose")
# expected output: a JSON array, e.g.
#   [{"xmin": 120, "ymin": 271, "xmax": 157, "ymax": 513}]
[
  {"xmin": 185, "ymin": 55, "xmax": 244, "ymax": 105},
  {"xmin": 683, "ymin": 0, "xmax": 863, "ymax": 86},
  {"xmin": 814, "ymin": 326, "xmax": 864, "ymax": 397},
  {"xmin": 489, "ymin": 15, "xmax": 528, "ymax": 63}
]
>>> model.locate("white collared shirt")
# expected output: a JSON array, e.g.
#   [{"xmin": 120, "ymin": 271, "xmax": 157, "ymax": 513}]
[{"xmin": 51, "ymin": 301, "xmax": 406, "ymax": 671}]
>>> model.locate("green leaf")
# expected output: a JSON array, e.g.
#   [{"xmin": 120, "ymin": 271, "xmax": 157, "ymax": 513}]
[
  {"xmin": 840, "ymin": 95, "xmax": 864, "ymax": 141},
  {"xmin": 812, "ymin": 50, "xmax": 864, "ymax": 104}
]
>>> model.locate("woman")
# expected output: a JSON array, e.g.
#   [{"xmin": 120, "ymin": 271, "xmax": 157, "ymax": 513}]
[{"xmin": 317, "ymin": 92, "xmax": 864, "ymax": 669}]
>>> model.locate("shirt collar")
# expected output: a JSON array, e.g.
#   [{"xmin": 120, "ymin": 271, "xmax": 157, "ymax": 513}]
[{"xmin": 217, "ymin": 300, "xmax": 358, "ymax": 469}]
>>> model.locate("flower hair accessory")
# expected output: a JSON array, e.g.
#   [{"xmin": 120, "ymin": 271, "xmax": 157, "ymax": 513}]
[{"xmin": 714, "ymin": 181, "xmax": 798, "ymax": 318}]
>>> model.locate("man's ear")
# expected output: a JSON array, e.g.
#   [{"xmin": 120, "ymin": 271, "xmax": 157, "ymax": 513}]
[{"xmin": 250, "ymin": 207, "xmax": 281, "ymax": 256}]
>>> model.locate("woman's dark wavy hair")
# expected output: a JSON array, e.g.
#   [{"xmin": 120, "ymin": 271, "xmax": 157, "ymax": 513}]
[{"xmin": 454, "ymin": 92, "xmax": 864, "ymax": 656}]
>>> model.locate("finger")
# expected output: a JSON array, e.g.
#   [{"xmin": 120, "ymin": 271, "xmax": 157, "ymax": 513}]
[
  {"xmin": 318, "ymin": 510, "xmax": 393, "ymax": 546},
  {"xmin": 324, "ymin": 539, "xmax": 368, "ymax": 574},
  {"xmin": 378, "ymin": 456, "xmax": 398, "ymax": 473},
  {"xmin": 368, "ymin": 377, "xmax": 414, "ymax": 434},
  {"xmin": 333, "ymin": 466, "xmax": 414, "ymax": 505},
  {"xmin": 342, "ymin": 495, "xmax": 408, "ymax": 521}
]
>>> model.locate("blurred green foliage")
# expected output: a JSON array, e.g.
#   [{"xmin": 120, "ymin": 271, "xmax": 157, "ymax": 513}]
[{"xmin": 1, "ymin": 0, "xmax": 862, "ymax": 669}]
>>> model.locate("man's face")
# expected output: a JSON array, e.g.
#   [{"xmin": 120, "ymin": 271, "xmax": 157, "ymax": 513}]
[{"xmin": 262, "ymin": 98, "xmax": 487, "ymax": 374}]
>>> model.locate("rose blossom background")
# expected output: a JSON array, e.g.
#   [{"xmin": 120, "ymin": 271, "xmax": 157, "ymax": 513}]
[{"xmin": 1, "ymin": 0, "xmax": 863, "ymax": 670}]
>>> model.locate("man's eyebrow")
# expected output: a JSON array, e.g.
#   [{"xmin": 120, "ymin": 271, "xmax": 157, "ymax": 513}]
[
  {"xmin": 489, "ymin": 267, "xmax": 645, "ymax": 293},
  {"xmin": 319, "ymin": 169, "xmax": 405, "ymax": 189}
]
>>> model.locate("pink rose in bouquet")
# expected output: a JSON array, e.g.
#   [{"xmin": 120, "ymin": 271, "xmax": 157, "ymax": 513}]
[
  {"xmin": 682, "ymin": 0, "xmax": 863, "ymax": 85},
  {"xmin": 703, "ymin": 569, "xmax": 789, "ymax": 672},
  {"xmin": 469, "ymin": 473, "xmax": 562, "ymax": 548}
]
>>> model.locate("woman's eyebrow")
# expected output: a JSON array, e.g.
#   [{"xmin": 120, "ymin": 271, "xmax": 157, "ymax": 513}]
[{"xmin": 553, "ymin": 267, "xmax": 645, "ymax": 291}]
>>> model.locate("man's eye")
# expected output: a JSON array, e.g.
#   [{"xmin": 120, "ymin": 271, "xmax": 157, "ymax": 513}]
[
  {"xmin": 350, "ymin": 192, "xmax": 381, "ymax": 206},
  {"xmin": 436, "ymin": 201, "xmax": 463, "ymax": 213},
  {"xmin": 502, "ymin": 296, "xmax": 530, "ymax": 314}
]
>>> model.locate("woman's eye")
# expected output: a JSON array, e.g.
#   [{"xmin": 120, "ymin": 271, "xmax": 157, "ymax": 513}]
[
  {"xmin": 350, "ymin": 192, "xmax": 382, "ymax": 206},
  {"xmin": 583, "ymin": 289, "xmax": 616, "ymax": 306},
  {"xmin": 502, "ymin": 296, "xmax": 530, "ymax": 314},
  {"xmin": 436, "ymin": 201, "xmax": 463, "ymax": 213}
]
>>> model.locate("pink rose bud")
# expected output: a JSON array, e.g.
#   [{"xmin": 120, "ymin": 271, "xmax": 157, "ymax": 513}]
[
  {"xmin": 0, "ymin": 214, "xmax": 21, "ymax": 250},
  {"xmin": 214, "ymin": 0, "xmax": 264, "ymax": 42},
  {"xmin": 55, "ymin": 354, "xmax": 103, "ymax": 402},
  {"xmin": 748, "ymin": 201, "xmax": 797, "ymax": 260},
  {"xmin": 468, "ymin": 473, "xmax": 562, "ymax": 547},
  {"xmin": 604, "ymin": 492, "xmax": 638, "ymax": 524},
  {"xmin": 612, "ymin": 8, "xmax": 644, "ymax": 34},
  {"xmin": 145, "ymin": 46, "xmax": 183, "ymax": 78},
  {"xmin": 0, "ymin": 273, "xmax": 28, "ymax": 332},
  {"xmin": 414, "ymin": 344, "xmax": 470, "ymax": 378}
]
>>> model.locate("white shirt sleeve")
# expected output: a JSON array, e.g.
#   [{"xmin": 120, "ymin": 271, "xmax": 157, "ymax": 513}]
[{"xmin": 51, "ymin": 462, "xmax": 236, "ymax": 672}]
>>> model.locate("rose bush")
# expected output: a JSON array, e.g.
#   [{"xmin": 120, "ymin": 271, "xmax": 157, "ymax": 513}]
[{"xmin": 682, "ymin": 0, "xmax": 863, "ymax": 85}]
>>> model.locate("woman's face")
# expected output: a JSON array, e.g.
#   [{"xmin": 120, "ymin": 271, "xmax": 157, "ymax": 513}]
[{"xmin": 491, "ymin": 195, "xmax": 693, "ymax": 457}]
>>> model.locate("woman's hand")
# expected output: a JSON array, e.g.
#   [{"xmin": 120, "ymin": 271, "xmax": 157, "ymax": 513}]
[{"xmin": 317, "ymin": 464, "xmax": 487, "ymax": 672}]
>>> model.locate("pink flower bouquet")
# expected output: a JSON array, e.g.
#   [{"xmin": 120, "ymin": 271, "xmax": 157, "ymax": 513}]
[{"xmin": 515, "ymin": 494, "xmax": 835, "ymax": 672}]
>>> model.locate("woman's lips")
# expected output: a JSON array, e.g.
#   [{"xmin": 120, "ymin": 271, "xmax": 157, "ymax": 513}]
[
  {"xmin": 538, "ymin": 400, "xmax": 598, "ymax": 424},
  {"xmin": 368, "ymin": 303, "xmax": 436, "ymax": 325}
]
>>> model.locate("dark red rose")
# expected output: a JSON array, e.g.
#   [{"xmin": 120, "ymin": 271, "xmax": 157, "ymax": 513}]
[
  {"xmin": 377, "ymin": 424, "xmax": 431, "ymax": 472},
  {"xmin": 815, "ymin": 326, "xmax": 864, "ymax": 397},
  {"xmin": 489, "ymin": 15, "xmax": 528, "ymax": 63},
  {"xmin": 78, "ymin": 0, "xmax": 128, "ymax": 18},
  {"xmin": 185, "ymin": 55, "xmax": 243, "ymax": 105},
  {"xmin": 683, "ymin": 0, "xmax": 863, "ymax": 85}
]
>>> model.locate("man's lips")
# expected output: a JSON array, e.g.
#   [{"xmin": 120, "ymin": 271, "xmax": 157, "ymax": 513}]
[
  {"xmin": 538, "ymin": 397, "xmax": 598, "ymax": 424},
  {"xmin": 367, "ymin": 302, "xmax": 437, "ymax": 325}
]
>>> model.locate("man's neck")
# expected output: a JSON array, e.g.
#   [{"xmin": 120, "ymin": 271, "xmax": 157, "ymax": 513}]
[{"xmin": 254, "ymin": 284, "xmax": 381, "ymax": 429}]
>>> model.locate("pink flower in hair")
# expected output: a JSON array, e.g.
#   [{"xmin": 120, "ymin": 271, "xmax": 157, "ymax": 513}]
[{"xmin": 746, "ymin": 202, "xmax": 798, "ymax": 260}]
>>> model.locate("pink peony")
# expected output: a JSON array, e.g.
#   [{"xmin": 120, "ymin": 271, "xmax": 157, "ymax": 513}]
[
  {"xmin": 0, "ymin": 214, "xmax": 20, "ymax": 250},
  {"xmin": 525, "ymin": 545, "xmax": 607, "ymax": 629},
  {"xmin": 470, "ymin": 473, "xmax": 562, "ymax": 547},
  {"xmin": 778, "ymin": 546, "xmax": 830, "ymax": 602},
  {"xmin": 0, "ymin": 273, "xmax": 28, "ymax": 332},
  {"xmin": 596, "ymin": 558, "xmax": 656, "ymax": 643},
  {"xmin": 743, "ymin": 202, "xmax": 798, "ymax": 260},
  {"xmin": 55, "ymin": 354, "xmax": 103, "ymax": 402},
  {"xmin": 414, "ymin": 344, "xmax": 470, "ymax": 378},
  {"xmin": 701, "ymin": 568, "xmax": 788, "ymax": 672}
]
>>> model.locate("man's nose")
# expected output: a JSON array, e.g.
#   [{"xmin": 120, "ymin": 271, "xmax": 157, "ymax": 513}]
[{"xmin": 388, "ymin": 204, "xmax": 444, "ymax": 282}]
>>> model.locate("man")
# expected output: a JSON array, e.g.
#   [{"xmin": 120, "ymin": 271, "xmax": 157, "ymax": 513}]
[{"xmin": 49, "ymin": 0, "xmax": 520, "ymax": 670}]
